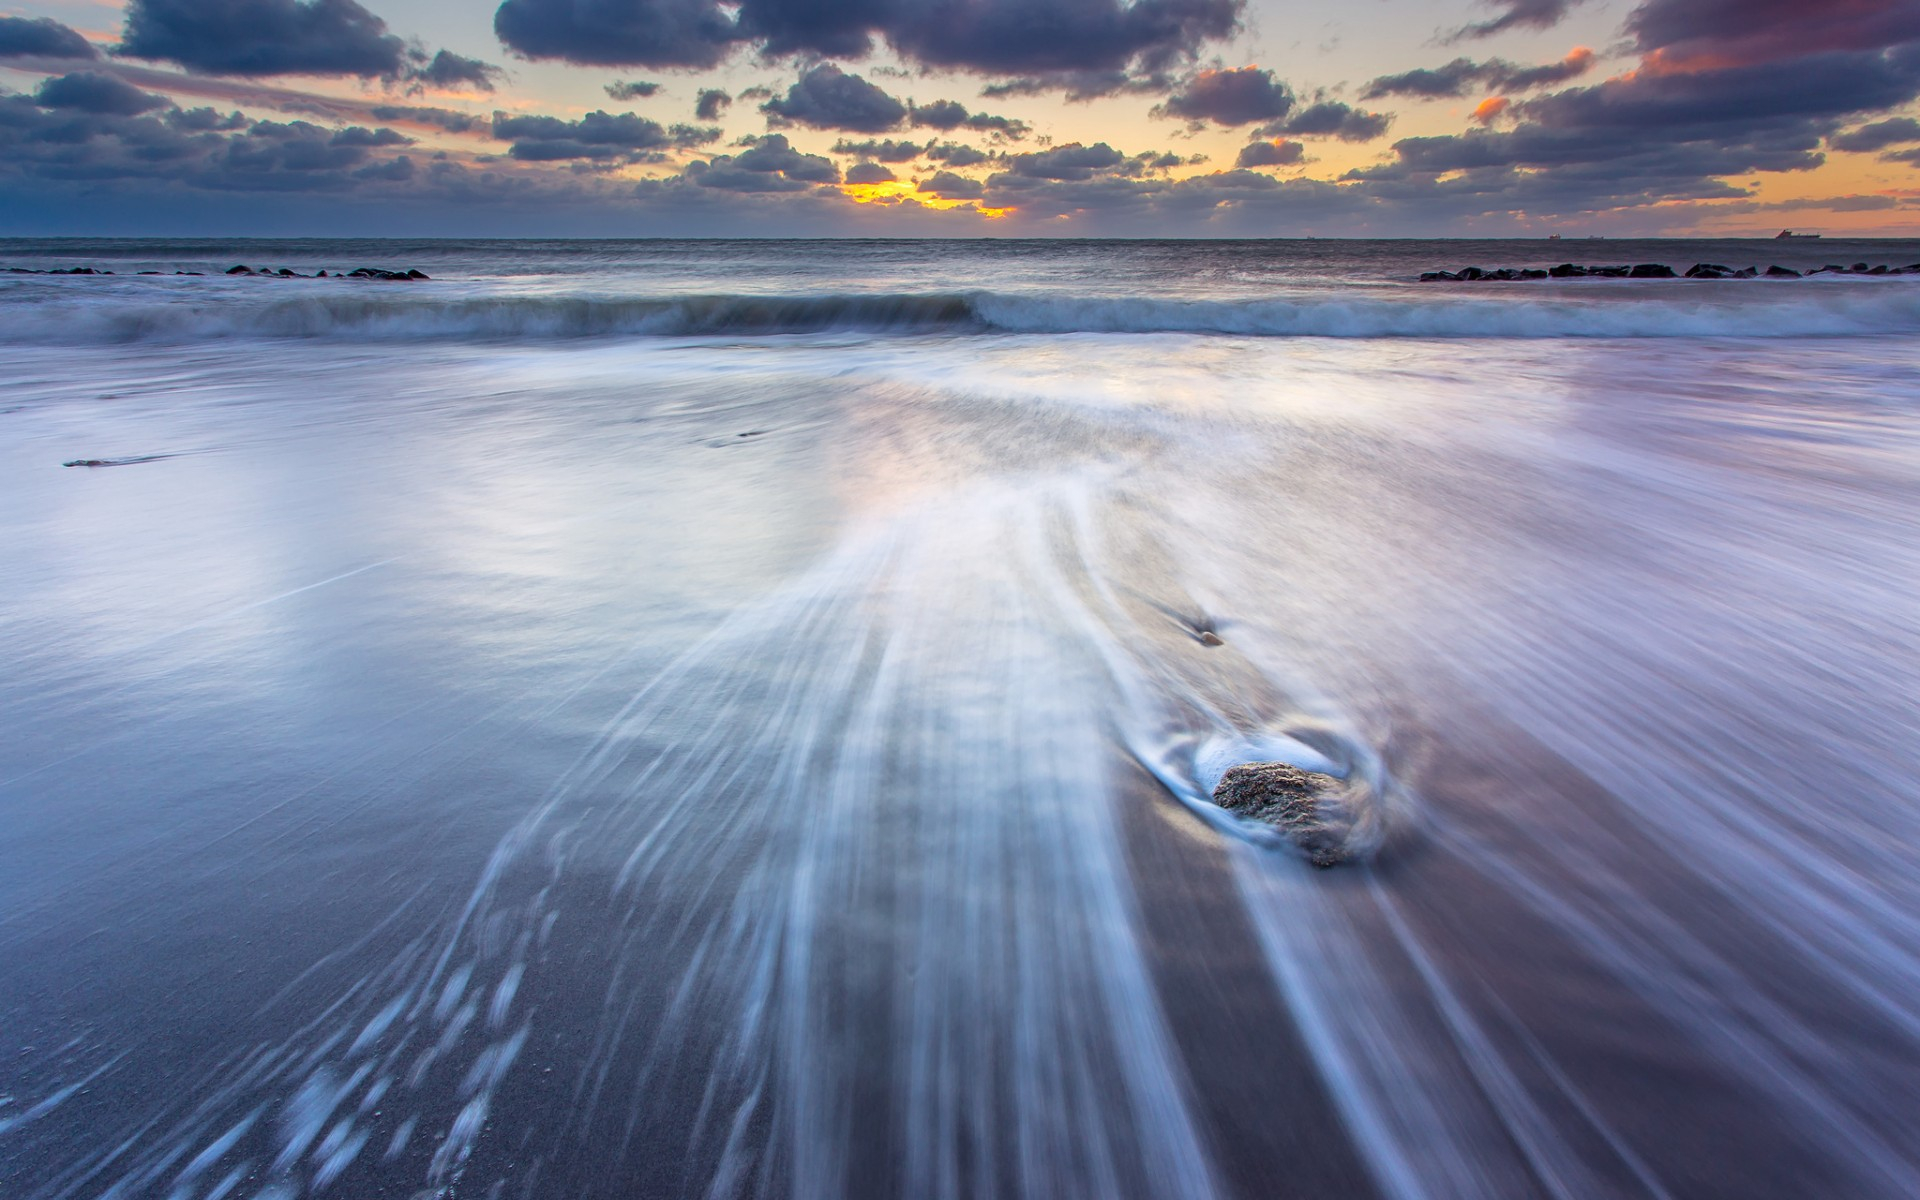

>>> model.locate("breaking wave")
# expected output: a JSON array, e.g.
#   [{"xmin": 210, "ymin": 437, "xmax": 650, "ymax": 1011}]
[{"xmin": 8, "ymin": 284, "xmax": 1920, "ymax": 343}]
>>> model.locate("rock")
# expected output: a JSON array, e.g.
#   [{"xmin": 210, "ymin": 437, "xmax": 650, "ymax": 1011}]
[
  {"xmin": 1628, "ymin": 263, "xmax": 1676, "ymax": 278},
  {"xmin": 62, "ymin": 454, "xmax": 171, "ymax": 467},
  {"xmin": 1870, "ymin": 264, "xmax": 1890, "ymax": 275},
  {"xmin": 1548, "ymin": 263, "xmax": 1587, "ymax": 278},
  {"xmin": 1734, "ymin": 267, "xmax": 1758, "ymax": 278},
  {"xmin": 1852, "ymin": 262, "xmax": 1871, "ymax": 273},
  {"xmin": 1685, "ymin": 263, "xmax": 1735, "ymax": 278},
  {"xmin": 1765, "ymin": 265, "xmax": 1801, "ymax": 277},
  {"xmin": 1457, "ymin": 267, "xmax": 1487, "ymax": 281},
  {"xmin": 226, "ymin": 265, "xmax": 253, "ymax": 275},
  {"xmin": 406, "ymin": 268, "xmax": 429, "ymax": 280},
  {"xmin": 1198, "ymin": 631, "xmax": 1224, "ymax": 647},
  {"xmin": 1591, "ymin": 265, "xmax": 1630, "ymax": 277},
  {"xmin": 1211, "ymin": 762, "xmax": 1354, "ymax": 867}
]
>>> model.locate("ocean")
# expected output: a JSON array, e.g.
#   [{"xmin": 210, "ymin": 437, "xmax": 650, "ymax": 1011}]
[{"xmin": 3, "ymin": 237, "xmax": 1919, "ymax": 1199}]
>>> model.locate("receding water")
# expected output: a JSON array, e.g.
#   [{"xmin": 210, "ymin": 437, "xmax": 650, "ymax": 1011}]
[{"xmin": 3, "ymin": 239, "xmax": 1920, "ymax": 1199}]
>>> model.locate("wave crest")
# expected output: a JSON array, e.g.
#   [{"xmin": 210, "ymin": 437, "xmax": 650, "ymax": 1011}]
[{"xmin": 8, "ymin": 286, "xmax": 1920, "ymax": 342}]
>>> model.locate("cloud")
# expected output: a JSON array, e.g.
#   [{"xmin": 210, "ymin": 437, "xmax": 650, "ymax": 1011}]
[
  {"xmin": 409, "ymin": 50, "xmax": 502, "ymax": 91},
  {"xmin": 1830, "ymin": 115, "xmax": 1920, "ymax": 152},
  {"xmin": 878, "ymin": 0, "xmax": 1241, "ymax": 75},
  {"xmin": 0, "ymin": 15, "xmax": 97, "ymax": 59},
  {"xmin": 908, "ymin": 99, "xmax": 1029, "ymax": 138},
  {"xmin": 493, "ymin": 0, "xmax": 737, "ymax": 68},
  {"xmin": 370, "ymin": 104, "xmax": 487, "ymax": 133},
  {"xmin": 1449, "ymin": 0, "xmax": 1584, "ymax": 42},
  {"xmin": 980, "ymin": 69, "xmax": 1174, "ymax": 102},
  {"xmin": 0, "ymin": 85, "xmax": 432, "ymax": 196},
  {"xmin": 1471, "ymin": 96, "xmax": 1511, "ymax": 125},
  {"xmin": 1004, "ymin": 141, "xmax": 1126, "ymax": 181},
  {"xmin": 492, "ymin": 109, "xmax": 719, "ymax": 160},
  {"xmin": 35, "ymin": 72, "xmax": 170, "ymax": 116},
  {"xmin": 688, "ymin": 132, "xmax": 839, "ymax": 191},
  {"xmin": 488, "ymin": 0, "xmax": 1240, "ymax": 75},
  {"xmin": 761, "ymin": 65, "xmax": 907, "ymax": 133},
  {"xmin": 922, "ymin": 170, "xmax": 984, "ymax": 199},
  {"xmin": 927, "ymin": 141, "xmax": 993, "ymax": 166},
  {"xmin": 695, "ymin": 88, "xmax": 731, "ymax": 120},
  {"xmin": 1258, "ymin": 101, "xmax": 1391, "ymax": 142},
  {"xmin": 1155, "ymin": 66, "xmax": 1291, "ymax": 125},
  {"xmin": 844, "ymin": 161, "xmax": 895, "ymax": 185},
  {"xmin": 1627, "ymin": 0, "xmax": 1920, "ymax": 71},
  {"xmin": 1235, "ymin": 138, "xmax": 1303, "ymax": 168},
  {"xmin": 831, "ymin": 137, "xmax": 926, "ymax": 162},
  {"xmin": 1363, "ymin": 49, "xmax": 1595, "ymax": 100},
  {"xmin": 118, "ymin": 0, "xmax": 410, "ymax": 76},
  {"xmin": 605, "ymin": 80, "xmax": 661, "ymax": 101}
]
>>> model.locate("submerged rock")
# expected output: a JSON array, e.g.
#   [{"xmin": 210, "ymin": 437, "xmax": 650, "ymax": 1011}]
[{"xmin": 1211, "ymin": 761, "xmax": 1354, "ymax": 867}]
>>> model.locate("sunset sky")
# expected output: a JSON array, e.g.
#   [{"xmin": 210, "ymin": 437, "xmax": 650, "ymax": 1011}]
[{"xmin": 3, "ymin": 0, "xmax": 1919, "ymax": 236}]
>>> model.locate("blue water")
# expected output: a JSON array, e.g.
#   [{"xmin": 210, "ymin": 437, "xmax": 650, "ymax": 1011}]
[{"xmin": 3, "ymin": 239, "xmax": 1920, "ymax": 1199}]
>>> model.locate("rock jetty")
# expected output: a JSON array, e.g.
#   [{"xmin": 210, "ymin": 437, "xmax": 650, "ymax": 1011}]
[
  {"xmin": 4, "ymin": 265, "xmax": 428, "ymax": 279},
  {"xmin": 1420, "ymin": 261, "xmax": 1920, "ymax": 282}
]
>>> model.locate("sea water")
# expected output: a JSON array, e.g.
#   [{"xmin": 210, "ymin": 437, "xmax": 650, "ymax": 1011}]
[{"xmin": 2, "ymin": 238, "xmax": 1919, "ymax": 1199}]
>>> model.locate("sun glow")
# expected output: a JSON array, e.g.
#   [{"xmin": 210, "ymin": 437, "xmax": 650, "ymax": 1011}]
[{"xmin": 839, "ymin": 179, "xmax": 1012, "ymax": 219}]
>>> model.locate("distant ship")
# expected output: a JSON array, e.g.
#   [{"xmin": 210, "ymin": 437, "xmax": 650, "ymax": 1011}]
[{"xmin": 1775, "ymin": 229, "xmax": 1821, "ymax": 239}]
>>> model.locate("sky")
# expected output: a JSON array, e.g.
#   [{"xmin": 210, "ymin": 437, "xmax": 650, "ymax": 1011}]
[{"xmin": 2, "ymin": 0, "xmax": 1919, "ymax": 236}]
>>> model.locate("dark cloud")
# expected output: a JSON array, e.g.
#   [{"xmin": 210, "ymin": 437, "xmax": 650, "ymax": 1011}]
[
  {"xmin": 844, "ymin": 161, "xmax": 896, "ymax": 184},
  {"xmin": 1830, "ymin": 115, "xmax": 1920, "ymax": 152},
  {"xmin": 878, "ymin": 0, "xmax": 1240, "ymax": 75},
  {"xmin": 606, "ymin": 80, "xmax": 661, "ymax": 101},
  {"xmin": 34, "ymin": 72, "xmax": 171, "ymax": 116},
  {"xmin": 409, "ymin": 50, "xmax": 502, "ymax": 91},
  {"xmin": 370, "ymin": 104, "xmax": 488, "ymax": 133},
  {"xmin": 489, "ymin": 0, "xmax": 1239, "ymax": 75},
  {"xmin": 927, "ymin": 141, "xmax": 992, "ymax": 166},
  {"xmin": 695, "ymin": 88, "xmax": 731, "ymax": 120},
  {"xmin": 908, "ymin": 99, "xmax": 1029, "ymax": 138},
  {"xmin": 832, "ymin": 137, "xmax": 926, "ymax": 162},
  {"xmin": 1155, "ymin": 66, "xmax": 1291, "ymax": 126},
  {"xmin": 1004, "ymin": 142, "xmax": 1125, "ymax": 181},
  {"xmin": 1449, "ymin": 0, "xmax": 1583, "ymax": 42},
  {"xmin": 492, "ymin": 109, "xmax": 719, "ymax": 161},
  {"xmin": 761, "ymin": 65, "xmax": 907, "ymax": 133},
  {"xmin": 118, "ymin": 0, "xmax": 410, "ymax": 76},
  {"xmin": 980, "ymin": 69, "xmax": 1174, "ymax": 102},
  {"xmin": 1363, "ymin": 49, "xmax": 1595, "ymax": 100},
  {"xmin": 922, "ymin": 170, "xmax": 984, "ymax": 199},
  {"xmin": 1235, "ymin": 138, "xmax": 1303, "ymax": 168},
  {"xmin": 493, "ymin": 0, "xmax": 738, "ymax": 68},
  {"xmin": 688, "ymin": 132, "xmax": 839, "ymax": 191},
  {"xmin": 1258, "ymin": 101, "xmax": 1391, "ymax": 142},
  {"xmin": 0, "ymin": 85, "xmax": 432, "ymax": 197},
  {"xmin": 0, "ymin": 15, "xmax": 97, "ymax": 59},
  {"xmin": 1345, "ymin": 30, "xmax": 1920, "ymax": 223},
  {"xmin": 1628, "ymin": 0, "xmax": 1920, "ymax": 69}
]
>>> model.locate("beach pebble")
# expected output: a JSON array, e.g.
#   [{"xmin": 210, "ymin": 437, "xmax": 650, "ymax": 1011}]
[{"xmin": 1212, "ymin": 762, "xmax": 1353, "ymax": 867}]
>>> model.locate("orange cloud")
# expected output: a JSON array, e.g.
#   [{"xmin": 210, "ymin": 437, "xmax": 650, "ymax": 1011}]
[{"xmin": 1472, "ymin": 96, "xmax": 1511, "ymax": 125}]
